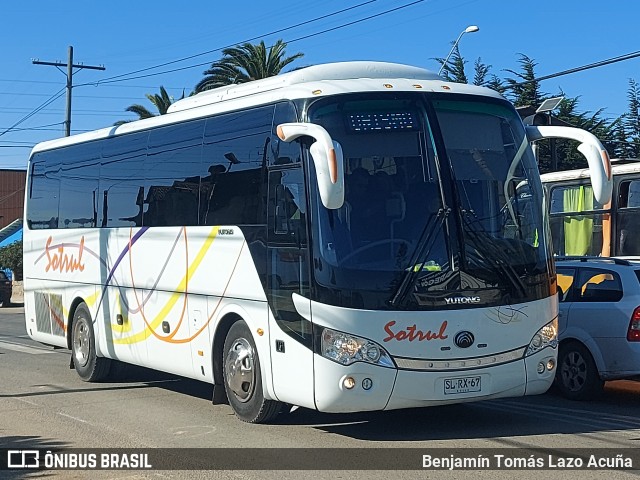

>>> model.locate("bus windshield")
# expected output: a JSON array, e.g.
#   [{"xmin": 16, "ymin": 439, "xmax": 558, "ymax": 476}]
[{"xmin": 307, "ymin": 94, "xmax": 551, "ymax": 310}]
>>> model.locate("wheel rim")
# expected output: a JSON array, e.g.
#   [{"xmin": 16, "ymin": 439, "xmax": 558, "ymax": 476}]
[
  {"xmin": 560, "ymin": 350, "xmax": 587, "ymax": 392},
  {"xmin": 73, "ymin": 317, "xmax": 90, "ymax": 368},
  {"xmin": 224, "ymin": 337, "xmax": 255, "ymax": 403}
]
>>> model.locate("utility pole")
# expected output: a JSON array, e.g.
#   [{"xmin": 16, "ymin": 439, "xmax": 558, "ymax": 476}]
[{"xmin": 32, "ymin": 46, "xmax": 105, "ymax": 136}]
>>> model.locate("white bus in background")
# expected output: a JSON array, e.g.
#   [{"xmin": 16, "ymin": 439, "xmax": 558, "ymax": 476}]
[
  {"xmin": 540, "ymin": 159, "xmax": 640, "ymax": 257},
  {"xmin": 23, "ymin": 61, "xmax": 612, "ymax": 423}
]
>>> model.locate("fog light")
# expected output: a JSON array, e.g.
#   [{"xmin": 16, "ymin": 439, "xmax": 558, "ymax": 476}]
[
  {"xmin": 343, "ymin": 376, "xmax": 356, "ymax": 389},
  {"xmin": 537, "ymin": 362, "xmax": 545, "ymax": 374},
  {"xmin": 362, "ymin": 378, "xmax": 373, "ymax": 390},
  {"xmin": 547, "ymin": 359, "xmax": 555, "ymax": 371}
]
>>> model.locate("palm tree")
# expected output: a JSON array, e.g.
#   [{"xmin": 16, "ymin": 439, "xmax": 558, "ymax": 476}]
[
  {"xmin": 195, "ymin": 39, "xmax": 304, "ymax": 93},
  {"xmin": 114, "ymin": 86, "xmax": 184, "ymax": 126}
]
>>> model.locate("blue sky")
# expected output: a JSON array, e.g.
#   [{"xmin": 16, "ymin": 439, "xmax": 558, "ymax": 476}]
[{"xmin": 1, "ymin": 0, "xmax": 637, "ymax": 169}]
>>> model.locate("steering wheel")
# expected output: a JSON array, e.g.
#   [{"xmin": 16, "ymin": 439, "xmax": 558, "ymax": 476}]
[{"xmin": 340, "ymin": 239, "xmax": 411, "ymax": 265}]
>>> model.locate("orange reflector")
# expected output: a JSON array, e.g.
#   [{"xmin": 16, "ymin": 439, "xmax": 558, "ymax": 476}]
[
  {"xmin": 383, "ymin": 84, "xmax": 393, "ymax": 89},
  {"xmin": 312, "ymin": 89, "xmax": 322, "ymax": 95},
  {"xmin": 329, "ymin": 149, "xmax": 338, "ymax": 184},
  {"xmin": 197, "ymin": 350, "xmax": 204, "ymax": 357},
  {"xmin": 276, "ymin": 125, "xmax": 285, "ymax": 140},
  {"xmin": 602, "ymin": 149, "xmax": 611, "ymax": 179},
  {"xmin": 257, "ymin": 328, "xmax": 264, "ymax": 336}
]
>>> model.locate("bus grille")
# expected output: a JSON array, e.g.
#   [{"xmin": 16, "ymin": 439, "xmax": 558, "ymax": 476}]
[{"xmin": 34, "ymin": 291, "xmax": 65, "ymax": 337}]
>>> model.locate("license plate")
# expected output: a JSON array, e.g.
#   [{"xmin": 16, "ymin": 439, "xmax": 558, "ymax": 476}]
[{"xmin": 444, "ymin": 376, "xmax": 481, "ymax": 394}]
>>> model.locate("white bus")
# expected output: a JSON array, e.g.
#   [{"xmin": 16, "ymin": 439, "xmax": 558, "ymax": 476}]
[
  {"xmin": 23, "ymin": 61, "xmax": 612, "ymax": 423},
  {"xmin": 540, "ymin": 160, "xmax": 640, "ymax": 257}
]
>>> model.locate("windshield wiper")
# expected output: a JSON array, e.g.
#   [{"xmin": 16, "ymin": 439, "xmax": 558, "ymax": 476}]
[
  {"xmin": 460, "ymin": 209, "xmax": 528, "ymax": 296},
  {"xmin": 389, "ymin": 209, "xmax": 447, "ymax": 307}
]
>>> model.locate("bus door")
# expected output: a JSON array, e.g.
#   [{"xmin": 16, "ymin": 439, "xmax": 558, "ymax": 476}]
[
  {"xmin": 189, "ymin": 296, "xmax": 212, "ymax": 380},
  {"xmin": 266, "ymin": 166, "xmax": 315, "ymax": 407}
]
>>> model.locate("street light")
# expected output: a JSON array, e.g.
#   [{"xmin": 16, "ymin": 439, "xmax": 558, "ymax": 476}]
[{"xmin": 438, "ymin": 25, "xmax": 480, "ymax": 76}]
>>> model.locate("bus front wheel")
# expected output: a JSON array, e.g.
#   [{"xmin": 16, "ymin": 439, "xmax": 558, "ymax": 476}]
[
  {"xmin": 223, "ymin": 321, "xmax": 281, "ymax": 423},
  {"xmin": 71, "ymin": 303, "xmax": 111, "ymax": 382}
]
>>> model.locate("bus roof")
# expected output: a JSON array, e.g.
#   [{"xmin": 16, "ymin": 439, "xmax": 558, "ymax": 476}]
[
  {"xmin": 29, "ymin": 61, "xmax": 505, "ymax": 155},
  {"xmin": 540, "ymin": 160, "xmax": 640, "ymax": 183}
]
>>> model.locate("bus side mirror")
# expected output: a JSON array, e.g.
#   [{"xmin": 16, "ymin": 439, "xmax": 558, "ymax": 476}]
[
  {"xmin": 525, "ymin": 125, "xmax": 612, "ymax": 204},
  {"xmin": 277, "ymin": 122, "xmax": 345, "ymax": 209}
]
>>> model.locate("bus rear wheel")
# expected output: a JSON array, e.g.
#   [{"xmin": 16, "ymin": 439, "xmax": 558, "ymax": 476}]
[
  {"xmin": 223, "ymin": 321, "xmax": 281, "ymax": 423},
  {"xmin": 71, "ymin": 303, "xmax": 111, "ymax": 382}
]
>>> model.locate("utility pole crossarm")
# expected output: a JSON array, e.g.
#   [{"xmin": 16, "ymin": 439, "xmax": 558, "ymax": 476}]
[
  {"xmin": 32, "ymin": 46, "xmax": 105, "ymax": 137},
  {"xmin": 32, "ymin": 59, "xmax": 105, "ymax": 71}
]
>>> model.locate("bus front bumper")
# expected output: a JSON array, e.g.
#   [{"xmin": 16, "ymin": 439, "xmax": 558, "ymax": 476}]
[{"xmin": 313, "ymin": 347, "xmax": 556, "ymax": 413}]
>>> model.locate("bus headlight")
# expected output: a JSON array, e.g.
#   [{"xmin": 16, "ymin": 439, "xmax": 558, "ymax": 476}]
[
  {"xmin": 525, "ymin": 318, "xmax": 558, "ymax": 357},
  {"xmin": 320, "ymin": 327, "xmax": 395, "ymax": 368}
]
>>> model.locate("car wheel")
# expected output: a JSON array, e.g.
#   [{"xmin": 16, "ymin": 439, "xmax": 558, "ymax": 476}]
[
  {"xmin": 71, "ymin": 303, "xmax": 111, "ymax": 381},
  {"xmin": 223, "ymin": 321, "xmax": 281, "ymax": 423},
  {"xmin": 555, "ymin": 342, "xmax": 603, "ymax": 400}
]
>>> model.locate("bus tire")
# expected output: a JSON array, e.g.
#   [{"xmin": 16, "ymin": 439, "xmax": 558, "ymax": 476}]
[
  {"xmin": 555, "ymin": 342, "xmax": 603, "ymax": 400},
  {"xmin": 71, "ymin": 303, "xmax": 111, "ymax": 382},
  {"xmin": 223, "ymin": 321, "xmax": 281, "ymax": 423}
]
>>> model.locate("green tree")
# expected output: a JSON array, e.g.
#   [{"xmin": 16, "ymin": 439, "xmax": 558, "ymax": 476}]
[
  {"xmin": 622, "ymin": 78, "xmax": 640, "ymax": 158},
  {"xmin": 195, "ymin": 39, "xmax": 304, "ymax": 92},
  {"xmin": 0, "ymin": 240, "xmax": 22, "ymax": 281},
  {"xmin": 114, "ymin": 86, "xmax": 185, "ymax": 126},
  {"xmin": 546, "ymin": 97, "xmax": 617, "ymax": 172},
  {"xmin": 436, "ymin": 47, "xmax": 503, "ymax": 92},
  {"xmin": 437, "ymin": 45, "xmax": 468, "ymax": 83},
  {"xmin": 503, "ymin": 54, "xmax": 547, "ymax": 108},
  {"xmin": 472, "ymin": 58, "xmax": 490, "ymax": 86}
]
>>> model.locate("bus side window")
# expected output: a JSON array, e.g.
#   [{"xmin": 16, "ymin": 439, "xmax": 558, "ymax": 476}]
[
  {"xmin": 270, "ymin": 102, "xmax": 300, "ymax": 166},
  {"xmin": 27, "ymin": 157, "xmax": 61, "ymax": 230},
  {"xmin": 145, "ymin": 120, "xmax": 204, "ymax": 227},
  {"xmin": 200, "ymin": 106, "xmax": 273, "ymax": 226},
  {"xmin": 100, "ymin": 132, "xmax": 148, "ymax": 228},
  {"xmin": 57, "ymin": 144, "xmax": 101, "ymax": 229},
  {"xmin": 617, "ymin": 179, "xmax": 640, "ymax": 255},
  {"xmin": 268, "ymin": 168, "xmax": 306, "ymax": 243}
]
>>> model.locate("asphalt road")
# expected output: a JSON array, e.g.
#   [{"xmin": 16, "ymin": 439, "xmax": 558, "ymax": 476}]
[{"xmin": 1, "ymin": 305, "xmax": 639, "ymax": 480}]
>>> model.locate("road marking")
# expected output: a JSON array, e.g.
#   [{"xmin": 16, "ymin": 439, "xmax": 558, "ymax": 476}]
[
  {"xmin": 58, "ymin": 412, "xmax": 90, "ymax": 424},
  {"xmin": 0, "ymin": 339, "xmax": 56, "ymax": 355}
]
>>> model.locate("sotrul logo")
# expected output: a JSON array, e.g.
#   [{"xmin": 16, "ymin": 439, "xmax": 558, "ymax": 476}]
[{"xmin": 444, "ymin": 296, "xmax": 481, "ymax": 305}]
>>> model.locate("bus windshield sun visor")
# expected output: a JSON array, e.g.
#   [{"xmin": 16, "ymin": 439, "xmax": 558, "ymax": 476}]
[{"xmin": 277, "ymin": 122, "xmax": 345, "ymax": 209}]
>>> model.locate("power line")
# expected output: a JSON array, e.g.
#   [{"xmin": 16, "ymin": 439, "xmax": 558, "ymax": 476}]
[
  {"xmin": 89, "ymin": 0, "xmax": 380, "ymax": 86},
  {"xmin": 2, "ymin": 0, "xmax": 426, "ymax": 143},
  {"xmin": 0, "ymin": 1, "xmax": 395, "ymax": 141},
  {"xmin": 0, "ymin": 87, "xmax": 65, "ymax": 138},
  {"xmin": 79, "ymin": 0, "xmax": 425, "ymax": 86},
  {"xmin": 33, "ymin": 46, "xmax": 106, "ymax": 136},
  {"xmin": 510, "ymin": 50, "xmax": 640, "ymax": 88},
  {"xmin": 0, "ymin": 122, "xmax": 63, "ymax": 132}
]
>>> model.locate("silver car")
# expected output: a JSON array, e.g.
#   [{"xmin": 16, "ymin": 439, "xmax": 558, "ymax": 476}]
[{"xmin": 555, "ymin": 257, "xmax": 640, "ymax": 400}]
